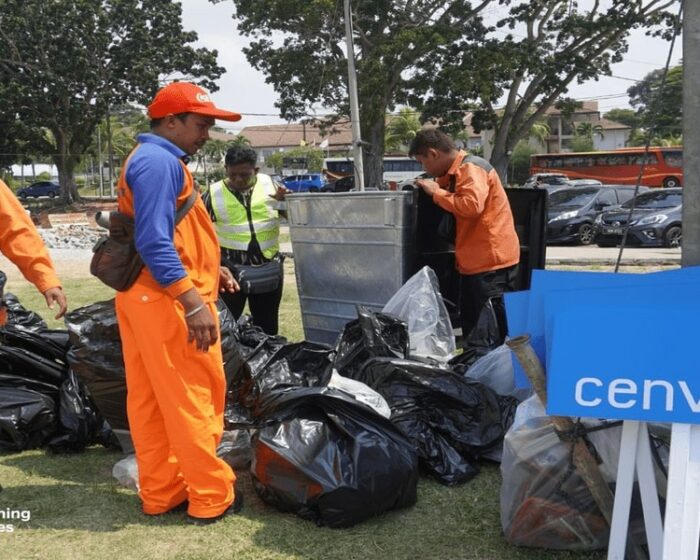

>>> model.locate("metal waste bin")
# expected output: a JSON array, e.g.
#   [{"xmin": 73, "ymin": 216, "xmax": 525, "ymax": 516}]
[
  {"xmin": 287, "ymin": 191, "xmax": 418, "ymax": 345},
  {"xmin": 287, "ymin": 188, "xmax": 546, "ymax": 345}
]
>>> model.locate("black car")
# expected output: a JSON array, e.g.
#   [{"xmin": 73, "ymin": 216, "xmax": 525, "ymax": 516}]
[
  {"xmin": 594, "ymin": 188, "xmax": 682, "ymax": 248},
  {"xmin": 547, "ymin": 185, "xmax": 643, "ymax": 245},
  {"xmin": 323, "ymin": 175, "xmax": 354, "ymax": 192}
]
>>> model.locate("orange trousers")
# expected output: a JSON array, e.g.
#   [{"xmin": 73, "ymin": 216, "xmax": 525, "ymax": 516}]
[{"xmin": 115, "ymin": 292, "xmax": 235, "ymax": 518}]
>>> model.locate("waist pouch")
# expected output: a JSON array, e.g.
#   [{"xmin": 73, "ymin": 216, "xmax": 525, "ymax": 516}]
[
  {"xmin": 90, "ymin": 192, "xmax": 197, "ymax": 291},
  {"xmin": 231, "ymin": 255, "xmax": 284, "ymax": 295}
]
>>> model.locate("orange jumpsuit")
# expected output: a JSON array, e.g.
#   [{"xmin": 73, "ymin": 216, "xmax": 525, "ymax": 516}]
[
  {"xmin": 115, "ymin": 151, "xmax": 235, "ymax": 518},
  {"xmin": 0, "ymin": 179, "xmax": 62, "ymax": 325}
]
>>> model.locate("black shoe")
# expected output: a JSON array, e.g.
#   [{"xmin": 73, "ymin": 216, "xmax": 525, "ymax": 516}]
[
  {"xmin": 187, "ymin": 488, "xmax": 243, "ymax": 526},
  {"xmin": 146, "ymin": 500, "xmax": 189, "ymax": 517}
]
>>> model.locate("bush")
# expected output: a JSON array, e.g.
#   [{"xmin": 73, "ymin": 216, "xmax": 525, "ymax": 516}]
[{"xmin": 509, "ymin": 141, "xmax": 537, "ymax": 186}]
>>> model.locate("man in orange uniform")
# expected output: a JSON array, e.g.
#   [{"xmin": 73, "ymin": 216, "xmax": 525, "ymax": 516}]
[
  {"xmin": 0, "ymin": 179, "xmax": 67, "ymax": 324},
  {"xmin": 409, "ymin": 129, "xmax": 520, "ymax": 343},
  {"xmin": 115, "ymin": 82, "xmax": 243, "ymax": 525}
]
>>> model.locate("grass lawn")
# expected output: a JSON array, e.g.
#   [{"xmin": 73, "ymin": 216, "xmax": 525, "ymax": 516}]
[{"xmin": 0, "ymin": 262, "xmax": 609, "ymax": 559}]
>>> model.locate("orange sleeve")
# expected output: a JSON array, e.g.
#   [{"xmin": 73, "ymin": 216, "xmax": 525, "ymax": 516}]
[{"xmin": 0, "ymin": 181, "xmax": 61, "ymax": 293}]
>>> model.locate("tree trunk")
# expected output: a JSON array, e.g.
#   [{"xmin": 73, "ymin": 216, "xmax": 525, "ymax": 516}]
[
  {"xmin": 54, "ymin": 135, "xmax": 81, "ymax": 204},
  {"xmin": 362, "ymin": 116, "xmax": 386, "ymax": 190},
  {"xmin": 489, "ymin": 132, "xmax": 511, "ymax": 186}
]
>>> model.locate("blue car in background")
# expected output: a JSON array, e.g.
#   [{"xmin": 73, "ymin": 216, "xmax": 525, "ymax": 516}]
[
  {"xmin": 282, "ymin": 173, "xmax": 326, "ymax": 193},
  {"xmin": 17, "ymin": 181, "xmax": 60, "ymax": 199}
]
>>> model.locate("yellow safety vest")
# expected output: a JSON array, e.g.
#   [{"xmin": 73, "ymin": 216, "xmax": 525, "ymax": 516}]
[{"xmin": 209, "ymin": 174, "xmax": 280, "ymax": 259}]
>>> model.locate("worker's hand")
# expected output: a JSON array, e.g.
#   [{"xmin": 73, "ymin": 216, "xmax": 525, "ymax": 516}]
[
  {"xmin": 185, "ymin": 306, "xmax": 218, "ymax": 352},
  {"xmin": 269, "ymin": 184, "xmax": 290, "ymax": 201},
  {"xmin": 415, "ymin": 178, "xmax": 440, "ymax": 197},
  {"xmin": 219, "ymin": 266, "xmax": 240, "ymax": 293},
  {"xmin": 43, "ymin": 287, "xmax": 67, "ymax": 320}
]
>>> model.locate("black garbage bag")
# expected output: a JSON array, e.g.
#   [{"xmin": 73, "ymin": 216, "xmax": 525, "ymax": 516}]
[
  {"xmin": 65, "ymin": 300, "xmax": 129, "ymax": 432},
  {"xmin": 231, "ymin": 340, "xmax": 334, "ymax": 413},
  {"xmin": 0, "ymin": 388, "xmax": 57, "ymax": 451},
  {"xmin": 2, "ymin": 293, "xmax": 48, "ymax": 332},
  {"xmin": 333, "ymin": 306, "xmax": 409, "ymax": 380},
  {"xmin": 235, "ymin": 314, "xmax": 287, "ymax": 357},
  {"xmin": 47, "ymin": 370, "xmax": 118, "ymax": 453},
  {"xmin": 450, "ymin": 299, "xmax": 503, "ymax": 372},
  {"xmin": 251, "ymin": 387, "xmax": 418, "ymax": 528},
  {"xmin": 0, "ymin": 373, "xmax": 61, "ymax": 400},
  {"xmin": 350, "ymin": 357, "xmax": 505, "ymax": 485},
  {"xmin": 217, "ymin": 300, "xmax": 247, "ymax": 391},
  {"xmin": 0, "ymin": 346, "xmax": 67, "ymax": 386},
  {"xmin": 0, "ymin": 325, "xmax": 70, "ymax": 365}
]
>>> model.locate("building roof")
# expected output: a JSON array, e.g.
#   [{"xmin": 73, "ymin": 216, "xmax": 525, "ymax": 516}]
[
  {"xmin": 597, "ymin": 117, "xmax": 631, "ymax": 130},
  {"xmin": 239, "ymin": 122, "xmax": 353, "ymax": 149},
  {"xmin": 543, "ymin": 100, "xmax": 601, "ymax": 115}
]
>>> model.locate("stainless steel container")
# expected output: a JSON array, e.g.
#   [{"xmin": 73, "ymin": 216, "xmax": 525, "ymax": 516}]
[{"xmin": 287, "ymin": 191, "xmax": 418, "ymax": 345}]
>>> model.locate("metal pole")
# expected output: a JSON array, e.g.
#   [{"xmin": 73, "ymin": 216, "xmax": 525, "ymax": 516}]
[
  {"xmin": 344, "ymin": 0, "xmax": 365, "ymax": 191},
  {"xmin": 683, "ymin": 0, "xmax": 700, "ymax": 267},
  {"xmin": 96, "ymin": 125, "xmax": 104, "ymax": 197},
  {"xmin": 106, "ymin": 105, "xmax": 115, "ymax": 198}
]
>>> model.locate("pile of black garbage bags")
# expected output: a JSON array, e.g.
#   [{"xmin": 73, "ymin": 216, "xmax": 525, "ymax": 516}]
[
  {"xmin": 225, "ymin": 305, "xmax": 517, "ymax": 527},
  {"xmin": 0, "ymin": 291, "xmax": 116, "ymax": 453},
  {"xmin": 2, "ymin": 282, "xmax": 516, "ymax": 529}
]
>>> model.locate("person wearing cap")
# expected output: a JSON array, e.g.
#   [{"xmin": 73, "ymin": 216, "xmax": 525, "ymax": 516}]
[
  {"xmin": 0, "ymin": 179, "xmax": 67, "ymax": 325},
  {"xmin": 114, "ymin": 81, "xmax": 243, "ymax": 525},
  {"xmin": 409, "ymin": 129, "xmax": 520, "ymax": 344}
]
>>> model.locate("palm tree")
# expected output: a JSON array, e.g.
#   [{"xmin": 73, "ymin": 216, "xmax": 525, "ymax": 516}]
[
  {"xmin": 528, "ymin": 121, "xmax": 551, "ymax": 150},
  {"xmin": 575, "ymin": 122, "xmax": 605, "ymax": 142},
  {"xmin": 385, "ymin": 108, "xmax": 421, "ymax": 153}
]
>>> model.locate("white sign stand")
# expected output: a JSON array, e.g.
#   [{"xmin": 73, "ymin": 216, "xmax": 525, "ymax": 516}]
[
  {"xmin": 607, "ymin": 421, "xmax": 663, "ymax": 560},
  {"xmin": 608, "ymin": 421, "xmax": 700, "ymax": 560},
  {"xmin": 662, "ymin": 423, "xmax": 700, "ymax": 559}
]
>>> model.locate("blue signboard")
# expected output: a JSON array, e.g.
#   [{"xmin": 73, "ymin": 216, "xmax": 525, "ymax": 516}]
[
  {"xmin": 505, "ymin": 266, "xmax": 700, "ymax": 388},
  {"xmin": 547, "ymin": 286, "xmax": 700, "ymax": 423}
]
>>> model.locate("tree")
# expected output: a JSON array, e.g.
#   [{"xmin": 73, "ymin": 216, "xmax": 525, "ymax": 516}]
[
  {"xmin": 628, "ymin": 64, "xmax": 683, "ymax": 138},
  {"xmin": 265, "ymin": 146, "xmax": 324, "ymax": 173},
  {"xmin": 0, "ymin": 0, "xmax": 224, "ymax": 202},
  {"xmin": 603, "ymin": 108, "xmax": 642, "ymax": 131},
  {"xmin": 414, "ymin": 0, "xmax": 678, "ymax": 181},
  {"xmin": 385, "ymin": 108, "xmax": 422, "ymax": 153},
  {"xmin": 218, "ymin": 0, "xmax": 494, "ymax": 188},
  {"xmin": 570, "ymin": 134, "xmax": 594, "ymax": 152},
  {"xmin": 575, "ymin": 122, "xmax": 604, "ymax": 142}
]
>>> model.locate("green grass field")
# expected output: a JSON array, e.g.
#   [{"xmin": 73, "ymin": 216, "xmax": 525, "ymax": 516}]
[{"xmin": 0, "ymin": 266, "xmax": 610, "ymax": 560}]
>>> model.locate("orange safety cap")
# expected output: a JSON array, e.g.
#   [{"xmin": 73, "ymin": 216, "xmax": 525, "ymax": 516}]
[{"xmin": 148, "ymin": 82, "xmax": 242, "ymax": 122}]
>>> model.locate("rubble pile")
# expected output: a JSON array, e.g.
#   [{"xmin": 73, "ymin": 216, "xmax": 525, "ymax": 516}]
[{"xmin": 38, "ymin": 225, "xmax": 102, "ymax": 250}]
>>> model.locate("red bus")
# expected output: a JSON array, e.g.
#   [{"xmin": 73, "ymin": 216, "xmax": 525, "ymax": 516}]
[{"xmin": 530, "ymin": 147, "xmax": 683, "ymax": 188}]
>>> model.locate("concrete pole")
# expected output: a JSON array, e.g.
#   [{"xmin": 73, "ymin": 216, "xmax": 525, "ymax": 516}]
[
  {"xmin": 344, "ymin": 0, "xmax": 365, "ymax": 191},
  {"xmin": 683, "ymin": 1, "xmax": 700, "ymax": 266}
]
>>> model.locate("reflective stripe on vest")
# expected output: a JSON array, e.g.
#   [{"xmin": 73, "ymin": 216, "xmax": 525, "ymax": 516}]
[{"xmin": 209, "ymin": 174, "xmax": 280, "ymax": 258}]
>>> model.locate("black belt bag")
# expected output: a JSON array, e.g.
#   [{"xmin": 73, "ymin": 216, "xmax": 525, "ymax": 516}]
[{"xmin": 231, "ymin": 255, "xmax": 284, "ymax": 295}]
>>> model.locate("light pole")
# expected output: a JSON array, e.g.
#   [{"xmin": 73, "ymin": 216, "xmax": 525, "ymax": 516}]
[{"xmin": 344, "ymin": 0, "xmax": 365, "ymax": 191}]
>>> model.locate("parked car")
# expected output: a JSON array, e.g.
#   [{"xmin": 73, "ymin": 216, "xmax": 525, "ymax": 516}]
[
  {"xmin": 16, "ymin": 181, "xmax": 60, "ymax": 199},
  {"xmin": 324, "ymin": 175, "xmax": 354, "ymax": 192},
  {"xmin": 282, "ymin": 173, "xmax": 326, "ymax": 193},
  {"xmin": 523, "ymin": 173, "xmax": 569, "ymax": 188},
  {"xmin": 594, "ymin": 188, "xmax": 682, "ymax": 248},
  {"xmin": 547, "ymin": 185, "xmax": 643, "ymax": 245},
  {"xmin": 564, "ymin": 178, "xmax": 603, "ymax": 187}
]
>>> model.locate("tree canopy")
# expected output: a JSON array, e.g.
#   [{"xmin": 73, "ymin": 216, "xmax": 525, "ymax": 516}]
[
  {"xmin": 0, "ymin": 0, "xmax": 224, "ymax": 201},
  {"xmin": 413, "ymin": 0, "xmax": 678, "ymax": 180},
  {"xmin": 219, "ymin": 0, "xmax": 677, "ymax": 184},
  {"xmin": 220, "ymin": 0, "xmax": 493, "ymax": 187},
  {"xmin": 628, "ymin": 63, "xmax": 683, "ymax": 138}
]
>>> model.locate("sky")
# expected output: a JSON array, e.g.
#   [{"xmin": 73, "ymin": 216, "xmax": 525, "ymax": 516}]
[{"xmin": 179, "ymin": 0, "xmax": 683, "ymax": 134}]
